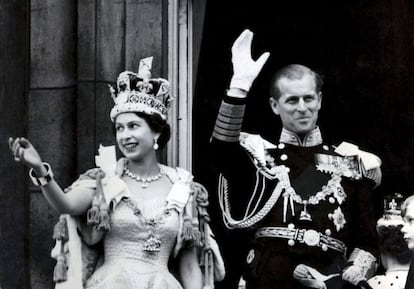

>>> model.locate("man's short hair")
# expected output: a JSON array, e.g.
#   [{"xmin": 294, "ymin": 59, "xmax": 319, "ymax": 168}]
[
  {"xmin": 401, "ymin": 195, "xmax": 414, "ymax": 217},
  {"xmin": 269, "ymin": 64, "xmax": 324, "ymax": 100}
]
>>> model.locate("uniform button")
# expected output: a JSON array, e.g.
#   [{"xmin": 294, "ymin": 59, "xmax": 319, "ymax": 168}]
[
  {"xmin": 322, "ymin": 244, "xmax": 328, "ymax": 251},
  {"xmin": 323, "ymin": 145, "xmax": 329, "ymax": 151},
  {"xmin": 286, "ymin": 187, "xmax": 295, "ymax": 194},
  {"xmin": 280, "ymin": 154, "xmax": 288, "ymax": 161},
  {"xmin": 288, "ymin": 223, "xmax": 295, "ymax": 229},
  {"xmin": 329, "ymin": 197, "xmax": 335, "ymax": 204},
  {"xmin": 288, "ymin": 239, "xmax": 295, "ymax": 246},
  {"xmin": 278, "ymin": 143, "xmax": 285, "ymax": 149},
  {"xmin": 325, "ymin": 229, "xmax": 332, "ymax": 236},
  {"xmin": 246, "ymin": 249, "xmax": 255, "ymax": 264}
]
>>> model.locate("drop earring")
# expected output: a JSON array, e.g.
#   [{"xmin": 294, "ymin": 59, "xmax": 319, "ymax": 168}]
[{"xmin": 153, "ymin": 138, "xmax": 159, "ymax": 150}]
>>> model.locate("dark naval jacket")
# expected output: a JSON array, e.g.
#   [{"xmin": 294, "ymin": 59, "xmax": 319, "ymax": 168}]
[{"xmin": 210, "ymin": 96, "xmax": 381, "ymax": 289}]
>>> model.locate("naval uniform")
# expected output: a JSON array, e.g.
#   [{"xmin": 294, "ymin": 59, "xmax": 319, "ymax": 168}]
[{"xmin": 210, "ymin": 96, "xmax": 381, "ymax": 289}]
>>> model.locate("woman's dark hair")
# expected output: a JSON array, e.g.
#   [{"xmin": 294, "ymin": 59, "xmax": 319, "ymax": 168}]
[
  {"xmin": 135, "ymin": 112, "xmax": 171, "ymax": 149},
  {"xmin": 377, "ymin": 225, "xmax": 411, "ymax": 264}
]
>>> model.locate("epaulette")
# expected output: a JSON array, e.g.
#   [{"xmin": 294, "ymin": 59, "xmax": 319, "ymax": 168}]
[
  {"xmin": 334, "ymin": 142, "xmax": 382, "ymax": 187},
  {"xmin": 239, "ymin": 132, "xmax": 277, "ymax": 169}
]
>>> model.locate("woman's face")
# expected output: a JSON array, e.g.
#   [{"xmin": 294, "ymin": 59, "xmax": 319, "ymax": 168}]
[
  {"xmin": 402, "ymin": 201, "xmax": 414, "ymax": 251},
  {"xmin": 115, "ymin": 112, "xmax": 159, "ymax": 161}
]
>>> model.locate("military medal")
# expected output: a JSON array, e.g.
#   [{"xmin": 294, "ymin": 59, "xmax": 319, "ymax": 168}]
[
  {"xmin": 246, "ymin": 249, "xmax": 255, "ymax": 264},
  {"xmin": 328, "ymin": 207, "xmax": 346, "ymax": 231},
  {"xmin": 299, "ymin": 201, "xmax": 312, "ymax": 221},
  {"xmin": 315, "ymin": 153, "xmax": 362, "ymax": 181},
  {"xmin": 283, "ymin": 156, "xmax": 349, "ymax": 228}
]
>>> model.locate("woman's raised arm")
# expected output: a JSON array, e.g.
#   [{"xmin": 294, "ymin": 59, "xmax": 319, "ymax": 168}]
[{"xmin": 9, "ymin": 137, "xmax": 94, "ymax": 215}]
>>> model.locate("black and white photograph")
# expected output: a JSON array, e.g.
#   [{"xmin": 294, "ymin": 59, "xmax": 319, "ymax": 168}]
[{"xmin": 1, "ymin": 1, "xmax": 414, "ymax": 289}]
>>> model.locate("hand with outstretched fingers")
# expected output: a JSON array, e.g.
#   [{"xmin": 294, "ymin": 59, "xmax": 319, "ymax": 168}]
[{"xmin": 229, "ymin": 29, "xmax": 270, "ymax": 92}]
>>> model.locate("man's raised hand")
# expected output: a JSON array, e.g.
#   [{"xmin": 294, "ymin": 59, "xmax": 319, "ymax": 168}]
[{"xmin": 230, "ymin": 29, "xmax": 270, "ymax": 92}]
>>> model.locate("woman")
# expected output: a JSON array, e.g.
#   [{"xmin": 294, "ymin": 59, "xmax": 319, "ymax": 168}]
[
  {"xmin": 400, "ymin": 195, "xmax": 414, "ymax": 289},
  {"xmin": 9, "ymin": 57, "xmax": 224, "ymax": 289},
  {"xmin": 367, "ymin": 194, "xmax": 411, "ymax": 289}
]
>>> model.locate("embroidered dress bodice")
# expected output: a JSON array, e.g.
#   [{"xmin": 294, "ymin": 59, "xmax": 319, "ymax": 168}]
[{"xmin": 85, "ymin": 182, "xmax": 184, "ymax": 289}]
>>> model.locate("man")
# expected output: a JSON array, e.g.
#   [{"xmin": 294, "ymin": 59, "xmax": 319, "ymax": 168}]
[
  {"xmin": 210, "ymin": 29, "xmax": 382, "ymax": 289},
  {"xmin": 401, "ymin": 195, "xmax": 414, "ymax": 289}
]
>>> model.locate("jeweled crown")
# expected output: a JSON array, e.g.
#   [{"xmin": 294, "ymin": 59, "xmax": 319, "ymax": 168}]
[
  {"xmin": 109, "ymin": 57, "xmax": 172, "ymax": 121},
  {"xmin": 377, "ymin": 193, "xmax": 404, "ymax": 228}
]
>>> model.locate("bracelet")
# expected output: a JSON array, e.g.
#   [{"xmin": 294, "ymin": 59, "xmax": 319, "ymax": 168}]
[{"xmin": 29, "ymin": 163, "xmax": 54, "ymax": 186}]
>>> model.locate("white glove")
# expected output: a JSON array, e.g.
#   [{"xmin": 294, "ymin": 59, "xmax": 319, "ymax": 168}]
[
  {"xmin": 230, "ymin": 29, "xmax": 270, "ymax": 92},
  {"xmin": 342, "ymin": 249, "xmax": 377, "ymax": 286},
  {"xmin": 293, "ymin": 264, "xmax": 339, "ymax": 289},
  {"xmin": 342, "ymin": 265, "xmax": 364, "ymax": 286}
]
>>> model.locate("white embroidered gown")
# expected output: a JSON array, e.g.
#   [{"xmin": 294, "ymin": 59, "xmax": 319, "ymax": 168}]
[{"xmin": 85, "ymin": 193, "xmax": 184, "ymax": 289}]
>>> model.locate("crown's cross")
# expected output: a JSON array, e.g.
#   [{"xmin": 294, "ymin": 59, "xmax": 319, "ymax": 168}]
[
  {"xmin": 137, "ymin": 56, "xmax": 153, "ymax": 79},
  {"xmin": 389, "ymin": 199, "xmax": 397, "ymax": 211}
]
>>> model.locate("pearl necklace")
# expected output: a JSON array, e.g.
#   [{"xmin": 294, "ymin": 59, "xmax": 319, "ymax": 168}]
[{"xmin": 123, "ymin": 166, "xmax": 164, "ymax": 188}]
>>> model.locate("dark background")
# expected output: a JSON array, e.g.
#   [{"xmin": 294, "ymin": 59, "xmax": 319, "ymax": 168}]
[{"xmin": 193, "ymin": 0, "xmax": 414, "ymax": 220}]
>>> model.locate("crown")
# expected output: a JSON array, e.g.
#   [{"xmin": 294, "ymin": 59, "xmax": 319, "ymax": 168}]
[
  {"xmin": 109, "ymin": 57, "xmax": 172, "ymax": 121},
  {"xmin": 377, "ymin": 193, "xmax": 404, "ymax": 228}
]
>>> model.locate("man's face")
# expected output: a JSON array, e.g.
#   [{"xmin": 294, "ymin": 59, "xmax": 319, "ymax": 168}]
[
  {"xmin": 402, "ymin": 202, "xmax": 414, "ymax": 250},
  {"xmin": 269, "ymin": 74, "xmax": 322, "ymax": 137}
]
